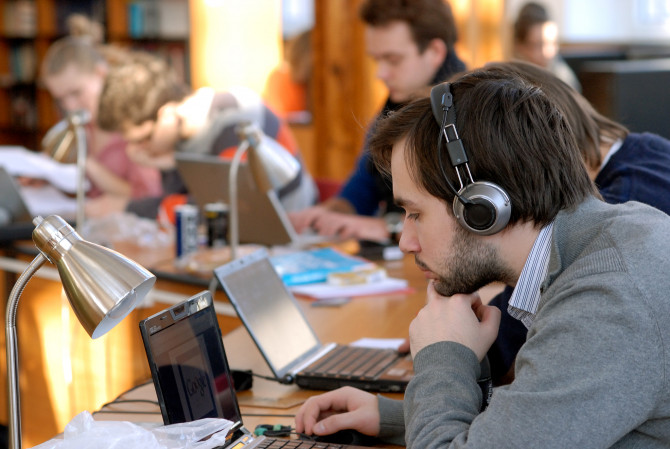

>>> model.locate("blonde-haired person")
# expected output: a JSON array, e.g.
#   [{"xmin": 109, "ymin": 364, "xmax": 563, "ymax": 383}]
[
  {"xmin": 96, "ymin": 51, "xmax": 317, "ymax": 219},
  {"xmin": 41, "ymin": 21, "xmax": 163, "ymax": 218}
]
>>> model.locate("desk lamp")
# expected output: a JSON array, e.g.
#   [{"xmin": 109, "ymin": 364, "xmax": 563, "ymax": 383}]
[
  {"xmin": 5, "ymin": 215, "xmax": 156, "ymax": 449},
  {"xmin": 41, "ymin": 110, "xmax": 90, "ymax": 231},
  {"xmin": 228, "ymin": 123, "xmax": 300, "ymax": 259}
]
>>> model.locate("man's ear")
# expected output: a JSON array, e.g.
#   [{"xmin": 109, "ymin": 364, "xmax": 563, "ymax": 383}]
[{"xmin": 425, "ymin": 38, "xmax": 448, "ymax": 68}]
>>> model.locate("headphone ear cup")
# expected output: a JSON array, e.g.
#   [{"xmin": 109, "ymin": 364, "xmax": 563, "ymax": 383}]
[{"xmin": 453, "ymin": 181, "xmax": 511, "ymax": 235}]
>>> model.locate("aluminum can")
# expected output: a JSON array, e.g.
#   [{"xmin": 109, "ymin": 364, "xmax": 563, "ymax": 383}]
[
  {"xmin": 175, "ymin": 204, "xmax": 199, "ymax": 258},
  {"xmin": 205, "ymin": 202, "xmax": 228, "ymax": 247}
]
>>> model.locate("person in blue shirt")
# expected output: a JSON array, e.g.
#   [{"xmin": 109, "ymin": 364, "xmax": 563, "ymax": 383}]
[
  {"xmin": 483, "ymin": 61, "xmax": 670, "ymax": 385},
  {"xmin": 289, "ymin": 0, "xmax": 466, "ymax": 242}
]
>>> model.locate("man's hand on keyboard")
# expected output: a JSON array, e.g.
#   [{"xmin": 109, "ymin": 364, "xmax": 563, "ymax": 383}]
[{"xmin": 295, "ymin": 386, "xmax": 380, "ymax": 438}]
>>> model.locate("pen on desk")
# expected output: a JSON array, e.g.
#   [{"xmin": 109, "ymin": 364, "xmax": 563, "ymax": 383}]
[{"xmin": 311, "ymin": 296, "xmax": 351, "ymax": 307}]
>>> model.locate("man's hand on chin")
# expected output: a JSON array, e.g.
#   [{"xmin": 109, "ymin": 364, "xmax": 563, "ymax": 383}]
[{"xmin": 409, "ymin": 281, "xmax": 500, "ymax": 360}]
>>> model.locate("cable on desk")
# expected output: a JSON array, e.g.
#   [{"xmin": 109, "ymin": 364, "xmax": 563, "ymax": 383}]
[
  {"xmin": 95, "ymin": 379, "xmax": 157, "ymax": 412},
  {"xmin": 230, "ymin": 368, "xmax": 291, "ymax": 391},
  {"xmin": 253, "ymin": 425, "xmax": 308, "ymax": 439},
  {"xmin": 242, "ymin": 413, "xmax": 295, "ymax": 418},
  {"xmin": 249, "ymin": 371, "xmax": 282, "ymax": 382}
]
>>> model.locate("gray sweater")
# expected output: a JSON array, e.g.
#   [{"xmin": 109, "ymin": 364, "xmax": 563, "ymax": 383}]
[{"xmin": 378, "ymin": 197, "xmax": 670, "ymax": 448}]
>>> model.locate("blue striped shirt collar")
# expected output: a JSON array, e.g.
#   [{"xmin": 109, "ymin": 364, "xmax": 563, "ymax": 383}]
[{"xmin": 508, "ymin": 222, "xmax": 554, "ymax": 328}]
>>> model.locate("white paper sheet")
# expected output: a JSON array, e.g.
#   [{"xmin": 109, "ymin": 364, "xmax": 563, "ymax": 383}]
[
  {"xmin": 350, "ymin": 338, "xmax": 406, "ymax": 350},
  {"xmin": 0, "ymin": 146, "xmax": 88, "ymax": 193}
]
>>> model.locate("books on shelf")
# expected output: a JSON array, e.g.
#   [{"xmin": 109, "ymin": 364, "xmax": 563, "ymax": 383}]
[
  {"xmin": 270, "ymin": 247, "xmax": 375, "ymax": 286},
  {"xmin": 127, "ymin": 0, "xmax": 189, "ymax": 39},
  {"xmin": 2, "ymin": 0, "xmax": 37, "ymax": 38}
]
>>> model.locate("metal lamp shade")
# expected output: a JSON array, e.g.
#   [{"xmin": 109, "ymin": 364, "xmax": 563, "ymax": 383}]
[
  {"xmin": 32, "ymin": 215, "xmax": 155, "ymax": 338},
  {"xmin": 244, "ymin": 124, "xmax": 300, "ymax": 192},
  {"xmin": 41, "ymin": 110, "xmax": 90, "ymax": 164}
]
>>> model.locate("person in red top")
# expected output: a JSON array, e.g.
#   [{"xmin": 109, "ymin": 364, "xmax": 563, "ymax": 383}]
[{"xmin": 41, "ymin": 26, "xmax": 163, "ymax": 218}]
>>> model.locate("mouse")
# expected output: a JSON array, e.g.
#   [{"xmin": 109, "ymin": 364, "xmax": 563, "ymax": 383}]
[{"xmin": 300, "ymin": 429, "xmax": 379, "ymax": 446}]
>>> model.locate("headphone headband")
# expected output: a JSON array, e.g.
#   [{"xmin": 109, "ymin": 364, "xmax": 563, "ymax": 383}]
[{"xmin": 429, "ymin": 82, "xmax": 511, "ymax": 235}]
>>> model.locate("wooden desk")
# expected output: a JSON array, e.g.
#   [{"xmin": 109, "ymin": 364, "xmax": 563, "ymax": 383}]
[
  {"xmin": 89, "ymin": 256, "xmax": 505, "ymax": 448},
  {"xmin": 3, "ymin": 238, "xmax": 504, "ymax": 447}
]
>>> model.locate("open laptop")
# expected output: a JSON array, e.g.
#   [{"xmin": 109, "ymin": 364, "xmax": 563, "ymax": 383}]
[
  {"xmin": 139, "ymin": 290, "xmax": 371, "ymax": 448},
  {"xmin": 0, "ymin": 166, "xmax": 37, "ymax": 242},
  {"xmin": 213, "ymin": 249, "xmax": 414, "ymax": 393},
  {"xmin": 175, "ymin": 152, "xmax": 297, "ymax": 247},
  {"xmin": 0, "ymin": 166, "xmax": 77, "ymax": 243}
]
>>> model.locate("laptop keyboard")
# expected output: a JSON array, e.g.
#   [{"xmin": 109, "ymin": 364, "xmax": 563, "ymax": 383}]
[
  {"xmin": 303, "ymin": 345, "xmax": 399, "ymax": 380},
  {"xmin": 256, "ymin": 438, "xmax": 346, "ymax": 448}
]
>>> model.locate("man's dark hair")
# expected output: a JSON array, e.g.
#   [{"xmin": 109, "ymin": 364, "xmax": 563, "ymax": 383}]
[
  {"xmin": 369, "ymin": 68, "xmax": 598, "ymax": 227},
  {"xmin": 359, "ymin": 0, "xmax": 458, "ymax": 52},
  {"xmin": 483, "ymin": 61, "xmax": 628, "ymax": 171}
]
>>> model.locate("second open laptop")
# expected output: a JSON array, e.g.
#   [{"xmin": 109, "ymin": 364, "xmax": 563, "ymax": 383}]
[
  {"xmin": 175, "ymin": 152, "xmax": 299, "ymax": 247},
  {"xmin": 139, "ymin": 290, "xmax": 371, "ymax": 449},
  {"xmin": 213, "ymin": 249, "xmax": 414, "ymax": 393}
]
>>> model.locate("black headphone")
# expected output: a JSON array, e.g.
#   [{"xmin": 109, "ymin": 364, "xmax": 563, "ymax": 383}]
[{"xmin": 429, "ymin": 82, "xmax": 511, "ymax": 235}]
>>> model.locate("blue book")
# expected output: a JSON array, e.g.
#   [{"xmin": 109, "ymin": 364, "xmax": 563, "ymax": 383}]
[{"xmin": 270, "ymin": 247, "xmax": 372, "ymax": 286}]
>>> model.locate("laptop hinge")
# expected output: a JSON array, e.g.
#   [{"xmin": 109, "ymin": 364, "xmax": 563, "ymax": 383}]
[{"xmin": 288, "ymin": 342, "xmax": 337, "ymax": 377}]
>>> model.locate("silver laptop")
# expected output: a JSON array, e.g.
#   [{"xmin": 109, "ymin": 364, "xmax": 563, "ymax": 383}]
[
  {"xmin": 139, "ymin": 290, "xmax": 372, "ymax": 448},
  {"xmin": 175, "ymin": 152, "xmax": 298, "ymax": 247},
  {"xmin": 213, "ymin": 249, "xmax": 414, "ymax": 393}
]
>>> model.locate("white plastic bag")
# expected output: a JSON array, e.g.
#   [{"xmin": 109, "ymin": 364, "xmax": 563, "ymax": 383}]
[{"xmin": 32, "ymin": 411, "xmax": 234, "ymax": 449}]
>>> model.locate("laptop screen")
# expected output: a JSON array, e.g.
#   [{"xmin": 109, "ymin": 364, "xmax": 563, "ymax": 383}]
[
  {"xmin": 174, "ymin": 152, "xmax": 296, "ymax": 246},
  {"xmin": 140, "ymin": 291, "xmax": 242, "ymax": 425},
  {"xmin": 214, "ymin": 249, "xmax": 322, "ymax": 379}
]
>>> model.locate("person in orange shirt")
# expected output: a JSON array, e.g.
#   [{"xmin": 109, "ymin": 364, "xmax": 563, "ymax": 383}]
[{"xmin": 263, "ymin": 29, "xmax": 312, "ymax": 121}]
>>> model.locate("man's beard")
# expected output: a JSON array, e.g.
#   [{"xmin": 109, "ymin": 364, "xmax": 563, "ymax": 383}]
[{"xmin": 423, "ymin": 225, "xmax": 513, "ymax": 297}]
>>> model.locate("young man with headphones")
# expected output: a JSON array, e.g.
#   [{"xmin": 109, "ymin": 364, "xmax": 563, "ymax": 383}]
[{"xmin": 294, "ymin": 68, "xmax": 670, "ymax": 447}]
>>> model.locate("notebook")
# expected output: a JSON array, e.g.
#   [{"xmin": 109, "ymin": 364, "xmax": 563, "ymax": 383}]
[
  {"xmin": 213, "ymin": 249, "xmax": 414, "ymax": 393},
  {"xmin": 139, "ymin": 290, "xmax": 371, "ymax": 448},
  {"xmin": 175, "ymin": 152, "xmax": 297, "ymax": 247}
]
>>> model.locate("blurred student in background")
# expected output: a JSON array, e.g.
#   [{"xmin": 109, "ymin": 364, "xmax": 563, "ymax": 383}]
[
  {"xmin": 289, "ymin": 0, "xmax": 466, "ymax": 242},
  {"xmin": 263, "ymin": 29, "xmax": 313, "ymax": 122},
  {"xmin": 96, "ymin": 51, "xmax": 318, "ymax": 219},
  {"xmin": 40, "ymin": 15, "xmax": 162, "ymax": 218},
  {"xmin": 512, "ymin": 2, "xmax": 581, "ymax": 92},
  {"xmin": 482, "ymin": 60, "xmax": 670, "ymax": 385}
]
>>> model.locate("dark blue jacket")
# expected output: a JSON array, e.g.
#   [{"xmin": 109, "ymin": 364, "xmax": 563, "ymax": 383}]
[{"xmin": 338, "ymin": 50, "xmax": 466, "ymax": 215}]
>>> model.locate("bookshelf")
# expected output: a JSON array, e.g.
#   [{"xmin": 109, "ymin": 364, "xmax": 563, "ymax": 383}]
[{"xmin": 0, "ymin": 0, "xmax": 189, "ymax": 151}]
